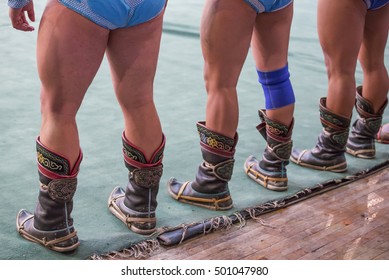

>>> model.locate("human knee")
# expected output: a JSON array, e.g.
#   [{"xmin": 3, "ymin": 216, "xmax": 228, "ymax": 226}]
[
  {"xmin": 119, "ymin": 92, "xmax": 155, "ymax": 112},
  {"xmin": 359, "ymin": 54, "xmax": 386, "ymax": 73},
  {"xmin": 257, "ymin": 64, "xmax": 295, "ymax": 109},
  {"xmin": 40, "ymin": 96, "xmax": 79, "ymax": 118},
  {"xmin": 204, "ymin": 72, "xmax": 237, "ymax": 97}
]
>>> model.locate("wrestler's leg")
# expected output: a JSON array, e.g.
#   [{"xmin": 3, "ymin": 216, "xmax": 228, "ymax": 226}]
[
  {"xmin": 166, "ymin": 0, "xmax": 256, "ymax": 210},
  {"xmin": 106, "ymin": 10, "xmax": 165, "ymax": 233},
  {"xmin": 251, "ymin": 2, "xmax": 294, "ymax": 125},
  {"xmin": 106, "ymin": 11, "xmax": 164, "ymax": 161},
  {"xmin": 244, "ymin": 3, "xmax": 294, "ymax": 191},
  {"xmin": 290, "ymin": 0, "xmax": 366, "ymax": 171},
  {"xmin": 345, "ymin": 5, "xmax": 389, "ymax": 158},
  {"xmin": 358, "ymin": 4, "xmax": 389, "ymax": 112},
  {"xmin": 38, "ymin": 0, "xmax": 109, "ymax": 167},
  {"xmin": 317, "ymin": 0, "xmax": 367, "ymax": 117},
  {"xmin": 16, "ymin": 0, "xmax": 109, "ymax": 252},
  {"xmin": 201, "ymin": 0, "xmax": 256, "ymax": 138}
]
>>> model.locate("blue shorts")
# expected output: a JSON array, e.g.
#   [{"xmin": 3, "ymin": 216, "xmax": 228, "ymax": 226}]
[
  {"xmin": 363, "ymin": 0, "xmax": 389, "ymax": 10},
  {"xmin": 59, "ymin": 0, "xmax": 166, "ymax": 30},
  {"xmin": 244, "ymin": 0, "xmax": 293, "ymax": 13}
]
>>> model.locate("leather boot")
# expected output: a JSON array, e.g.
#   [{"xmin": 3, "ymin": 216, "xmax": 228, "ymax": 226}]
[
  {"xmin": 290, "ymin": 97, "xmax": 351, "ymax": 172},
  {"xmin": 376, "ymin": 123, "xmax": 389, "ymax": 144},
  {"xmin": 346, "ymin": 86, "xmax": 388, "ymax": 158},
  {"xmin": 108, "ymin": 132, "xmax": 165, "ymax": 235},
  {"xmin": 244, "ymin": 109, "xmax": 294, "ymax": 191},
  {"xmin": 167, "ymin": 122, "xmax": 237, "ymax": 210},
  {"xmin": 16, "ymin": 137, "xmax": 82, "ymax": 253}
]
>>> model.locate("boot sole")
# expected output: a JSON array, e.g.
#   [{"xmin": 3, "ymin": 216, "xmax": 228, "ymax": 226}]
[
  {"xmin": 167, "ymin": 181, "xmax": 233, "ymax": 211},
  {"xmin": 16, "ymin": 209, "xmax": 79, "ymax": 253},
  {"xmin": 243, "ymin": 162, "xmax": 288, "ymax": 192},
  {"xmin": 290, "ymin": 153, "xmax": 347, "ymax": 173},
  {"xmin": 345, "ymin": 147, "xmax": 375, "ymax": 159},
  {"xmin": 108, "ymin": 187, "xmax": 157, "ymax": 235}
]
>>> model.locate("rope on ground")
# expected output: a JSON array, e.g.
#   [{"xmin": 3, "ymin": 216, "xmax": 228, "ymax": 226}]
[
  {"xmin": 89, "ymin": 239, "xmax": 160, "ymax": 260},
  {"xmin": 90, "ymin": 159, "xmax": 388, "ymax": 259}
]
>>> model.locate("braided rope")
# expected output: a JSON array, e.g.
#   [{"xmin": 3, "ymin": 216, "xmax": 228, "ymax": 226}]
[{"xmin": 90, "ymin": 160, "xmax": 388, "ymax": 260}]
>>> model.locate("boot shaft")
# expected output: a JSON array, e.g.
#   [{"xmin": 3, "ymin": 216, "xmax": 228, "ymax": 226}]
[
  {"xmin": 122, "ymin": 131, "xmax": 164, "ymax": 170},
  {"xmin": 352, "ymin": 86, "xmax": 387, "ymax": 137},
  {"xmin": 121, "ymin": 132, "xmax": 165, "ymax": 213},
  {"xmin": 346, "ymin": 86, "xmax": 388, "ymax": 158},
  {"xmin": 34, "ymin": 138, "xmax": 81, "ymax": 231},
  {"xmin": 256, "ymin": 109, "xmax": 294, "ymax": 163},
  {"xmin": 197, "ymin": 121, "xmax": 237, "ymax": 164},
  {"xmin": 166, "ymin": 123, "xmax": 235, "ymax": 210},
  {"xmin": 318, "ymin": 97, "xmax": 351, "ymax": 150},
  {"xmin": 193, "ymin": 122, "xmax": 237, "ymax": 193}
]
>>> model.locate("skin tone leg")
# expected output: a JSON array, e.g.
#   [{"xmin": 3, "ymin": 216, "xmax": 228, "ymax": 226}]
[
  {"xmin": 317, "ymin": 0, "xmax": 367, "ymax": 117},
  {"xmin": 251, "ymin": 3, "xmax": 294, "ymax": 125},
  {"xmin": 37, "ymin": 0, "xmax": 109, "ymax": 169},
  {"xmin": 201, "ymin": 0, "xmax": 256, "ymax": 138},
  {"xmin": 358, "ymin": 4, "xmax": 389, "ymax": 112},
  {"xmin": 106, "ymin": 12, "xmax": 164, "ymax": 161}
]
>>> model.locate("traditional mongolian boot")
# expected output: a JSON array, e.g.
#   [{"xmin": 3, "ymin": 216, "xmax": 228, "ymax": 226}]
[
  {"xmin": 108, "ymin": 132, "xmax": 165, "ymax": 235},
  {"xmin": 244, "ymin": 110, "xmax": 294, "ymax": 191},
  {"xmin": 376, "ymin": 123, "xmax": 389, "ymax": 144},
  {"xmin": 16, "ymin": 137, "xmax": 82, "ymax": 253},
  {"xmin": 167, "ymin": 122, "xmax": 237, "ymax": 211},
  {"xmin": 290, "ymin": 97, "xmax": 351, "ymax": 172},
  {"xmin": 346, "ymin": 86, "xmax": 388, "ymax": 158}
]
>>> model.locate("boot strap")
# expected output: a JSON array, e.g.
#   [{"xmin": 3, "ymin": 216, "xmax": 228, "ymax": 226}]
[
  {"xmin": 204, "ymin": 159, "xmax": 235, "ymax": 181},
  {"xmin": 126, "ymin": 216, "xmax": 157, "ymax": 223},
  {"xmin": 130, "ymin": 165, "xmax": 163, "ymax": 189},
  {"xmin": 245, "ymin": 162, "xmax": 288, "ymax": 186},
  {"xmin": 175, "ymin": 182, "xmax": 232, "ymax": 210},
  {"xmin": 18, "ymin": 220, "xmax": 78, "ymax": 250}
]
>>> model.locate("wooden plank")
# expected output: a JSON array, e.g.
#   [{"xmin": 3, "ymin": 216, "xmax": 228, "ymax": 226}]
[{"xmin": 112, "ymin": 167, "xmax": 389, "ymax": 260}]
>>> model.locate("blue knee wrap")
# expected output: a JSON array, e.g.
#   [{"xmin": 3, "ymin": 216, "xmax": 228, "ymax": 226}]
[{"xmin": 257, "ymin": 64, "xmax": 295, "ymax": 110}]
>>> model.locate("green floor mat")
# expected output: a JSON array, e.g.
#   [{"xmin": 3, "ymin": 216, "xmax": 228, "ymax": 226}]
[{"xmin": 0, "ymin": 0, "xmax": 388, "ymax": 260}]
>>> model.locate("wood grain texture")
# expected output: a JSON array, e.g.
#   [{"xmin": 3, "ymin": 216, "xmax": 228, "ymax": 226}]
[{"xmin": 113, "ymin": 167, "xmax": 389, "ymax": 260}]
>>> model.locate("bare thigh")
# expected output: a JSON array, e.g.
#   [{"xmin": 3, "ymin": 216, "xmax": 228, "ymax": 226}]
[
  {"xmin": 200, "ymin": 0, "xmax": 256, "ymax": 136},
  {"xmin": 359, "ymin": 5, "xmax": 389, "ymax": 71},
  {"xmin": 251, "ymin": 3, "xmax": 293, "ymax": 71},
  {"xmin": 37, "ymin": 0, "xmax": 109, "ymax": 116},
  {"xmin": 106, "ymin": 10, "xmax": 164, "ymax": 109},
  {"xmin": 317, "ymin": 0, "xmax": 367, "ymax": 115},
  {"xmin": 37, "ymin": 0, "xmax": 110, "ymax": 164},
  {"xmin": 201, "ymin": 0, "xmax": 256, "ymax": 90},
  {"xmin": 317, "ymin": 0, "xmax": 366, "ymax": 78},
  {"xmin": 105, "ymin": 9, "xmax": 165, "ymax": 157}
]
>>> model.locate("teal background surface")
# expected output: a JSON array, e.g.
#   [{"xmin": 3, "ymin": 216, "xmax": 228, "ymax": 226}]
[{"xmin": 0, "ymin": 0, "xmax": 387, "ymax": 259}]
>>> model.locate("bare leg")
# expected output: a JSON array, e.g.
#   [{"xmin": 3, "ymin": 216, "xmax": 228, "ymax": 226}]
[
  {"xmin": 251, "ymin": 3, "xmax": 294, "ymax": 125},
  {"xmin": 243, "ymin": 4, "xmax": 295, "ymax": 191},
  {"xmin": 166, "ymin": 0, "xmax": 257, "ymax": 210},
  {"xmin": 345, "ymin": 5, "xmax": 389, "ymax": 158},
  {"xmin": 106, "ymin": 12, "xmax": 164, "ymax": 161},
  {"xmin": 317, "ymin": 0, "xmax": 367, "ymax": 117},
  {"xmin": 290, "ymin": 0, "xmax": 369, "ymax": 171},
  {"xmin": 359, "ymin": 4, "xmax": 389, "ymax": 112},
  {"xmin": 16, "ymin": 0, "xmax": 110, "ymax": 253},
  {"xmin": 106, "ymin": 10, "xmax": 166, "ymax": 234},
  {"xmin": 37, "ymin": 0, "xmax": 109, "ymax": 168},
  {"xmin": 201, "ymin": 0, "xmax": 256, "ymax": 138}
]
